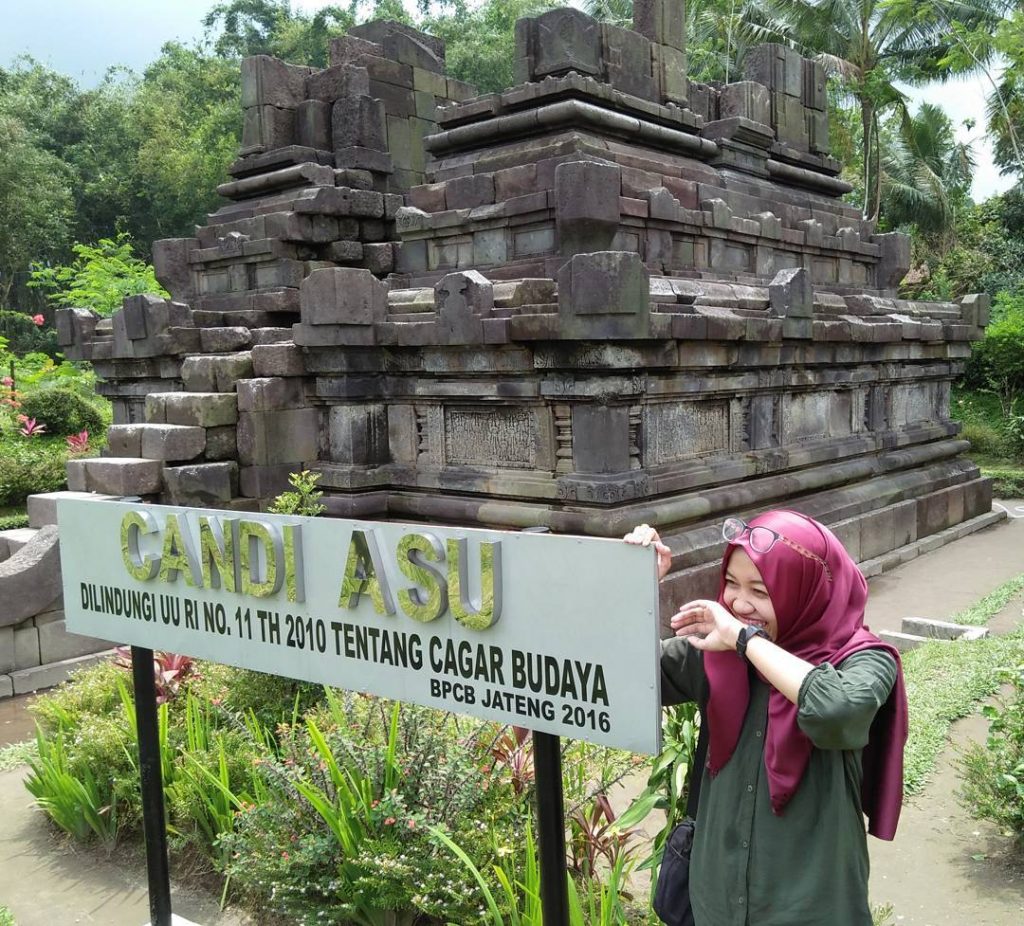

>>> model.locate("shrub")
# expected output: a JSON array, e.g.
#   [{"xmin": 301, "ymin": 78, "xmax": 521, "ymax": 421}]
[
  {"xmin": 959, "ymin": 663, "xmax": 1024, "ymax": 846},
  {"xmin": 968, "ymin": 296, "xmax": 1024, "ymax": 415},
  {"xmin": 18, "ymin": 388, "xmax": 105, "ymax": 437},
  {"xmin": 0, "ymin": 437, "xmax": 68, "ymax": 506},
  {"xmin": 0, "ymin": 310, "xmax": 60, "ymax": 358}
]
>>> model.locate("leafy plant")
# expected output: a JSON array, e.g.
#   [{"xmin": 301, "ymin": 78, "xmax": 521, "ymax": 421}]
[
  {"xmin": 0, "ymin": 310, "xmax": 60, "ymax": 359},
  {"xmin": 28, "ymin": 234, "xmax": 168, "ymax": 316},
  {"xmin": 114, "ymin": 647, "xmax": 197, "ymax": 704},
  {"xmin": 0, "ymin": 436, "xmax": 69, "ymax": 506},
  {"xmin": 959, "ymin": 663, "xmax": 1024, "ymax": 845},
  {"xmin": 24, "ymin": 725, "xmax": 118, "ymax": 843},
  {"xmin": 268, "ymin": 469, "xmax": 327, "ymax": 516},
  {"xmin": 65, "ymin": 430, "xmax": 90, "ymax": 453},
  {"xmin": 18, "ymin": 387, "xmax": 105, "ymax": 437}
]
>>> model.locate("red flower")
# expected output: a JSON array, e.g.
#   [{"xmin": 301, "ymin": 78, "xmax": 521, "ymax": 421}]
[
  {"xmin": 31, "ymin": 314, "xmax": 44, "ymax": 326},
  {"xmin": 384, "ymin": 817, "xmax": 396, "ymax": 826}
]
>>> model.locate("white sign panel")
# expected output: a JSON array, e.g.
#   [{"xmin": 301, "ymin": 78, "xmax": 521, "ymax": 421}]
[{"xmin": 58, "ymin": 499, "xmax": 662, "ymax": 753}]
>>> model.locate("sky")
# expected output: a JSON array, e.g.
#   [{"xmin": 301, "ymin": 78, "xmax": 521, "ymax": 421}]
[{"xmin": 0, "ymin": 0, "xmax": 1016, "ymax": 201}]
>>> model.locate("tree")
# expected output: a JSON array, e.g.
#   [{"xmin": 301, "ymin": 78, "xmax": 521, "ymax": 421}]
[
  {"xmin": 758, "ymin": 0, "xmax": 1014, "ymax": 220},
  {"xmin": 0, "ymin": 114, "xmax": 74, "ymax": 308},
  {"xmin": 881, "ymin": 103, "xmax": 974, "ymax": 239}
]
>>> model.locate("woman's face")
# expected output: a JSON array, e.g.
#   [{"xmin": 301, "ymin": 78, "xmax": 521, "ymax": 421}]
[{"xmin": 723, "ymin": 547, "xmax": 778, "ymax": 641}]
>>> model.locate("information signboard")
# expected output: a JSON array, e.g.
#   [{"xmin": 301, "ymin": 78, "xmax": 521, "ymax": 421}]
[{"xmin": 58, "ymin": 498, "xmax": 662, "ymax": 754}]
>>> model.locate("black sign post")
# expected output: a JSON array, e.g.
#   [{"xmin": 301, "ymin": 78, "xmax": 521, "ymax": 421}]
[
  {"xmin": 533, "ymin": 730, "xmax": 570, "ymax": 926},
  {"xmin": 131, "ymin": 645, "xmax": 173, "ymax": 926}
]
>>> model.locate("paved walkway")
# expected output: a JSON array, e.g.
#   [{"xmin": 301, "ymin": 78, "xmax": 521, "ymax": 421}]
[{"xmin": 1, "ymin": 502, "xmax": 1023, "ymax": 924}]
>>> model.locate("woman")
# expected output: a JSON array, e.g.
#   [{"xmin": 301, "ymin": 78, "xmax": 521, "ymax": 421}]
[{"xmin": 626, "ymin": 510, "xmax": 907, "ymax": 926}]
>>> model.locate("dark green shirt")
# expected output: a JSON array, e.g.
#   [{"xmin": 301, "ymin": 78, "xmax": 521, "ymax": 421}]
[{"xmin": 660, "ymin": 638, "xmax": 898, "ymax": 926}]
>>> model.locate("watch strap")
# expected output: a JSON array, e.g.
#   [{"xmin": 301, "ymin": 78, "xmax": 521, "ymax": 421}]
[{"xmin": 736, "ymin": 625, "xmax": 769, "ymax": 661}]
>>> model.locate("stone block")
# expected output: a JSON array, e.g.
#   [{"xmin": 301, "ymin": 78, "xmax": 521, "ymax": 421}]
[
  {"xmin": 237, "ymin": 377, "xmax": 306, "ymax": 412},
  {"xmin": 530, "ymin": 9, "xmax": 602, "ymax": 78},
  {"xmin": 296, "ymin": 99, "xmax": 331, "ymax": 150},
  {"xmin": 204, "ymin": 426, "xmax": 238, "ymax": 461},
  {"xmin": 557, "ymin": 251, "xmax": 652, "ymax": 339},
  {"xmin": 27, "ymin": 491, "xmax": 115, "ymax": 529},
  {"xmin": 383, "ymin": 30, "xmax": 445, "ymax": 72},
  {"xmin": 152, "ymin": 238, "xmax": 198, "ymax": 301},
  {"xmin": 14, "ymin": 625, "xmax": 40, "ymax": 670},
  {"xmin": 82, "ymin": 458, "xmax": 164, "ymax": 496},
  {"xmin": 0, "ymin": 674, "xmax": 11, "ymax": 698},
  {"xmin": 328, "ymin": 404, "xmax": 390, "ymax": 464},
  {"xmin": 200, "ymin": 326, "xmax": 252, "ymax": 353},
  {"xmin": 959, "ymin": 293, "xmax": 991, "ymax": 328},
  {"xmin": 446, "ymin": 173, "xmax": 495, "ymax": 209},
  {"xmin": 0, "ymin": 627, "xmax": 13, "ymax": 673},
  {"xmin": 240, "ymin": 464, "xmax": 296, "ymax": 499},
  {"xmin": 38, "ymin": 618, "xmax": 110, "ymax": 664},
  {"xmin": 555, "ymin": 160, "xmax": 621, "ymax": 256},
  {"xmin": 803, "ymin": 58, "xmax": 827, "ymax": 111},
  {"xmin": 435, "ymin": 270, "xmax": 494, "ymax": 345},
  {"xmin": 252, "ymin": 343, "xmax": 307, "ymax": 377},
  {"xmin": 769, "ymin": 267, "xmax": 814, "ymax": 318},
  {"xmin": 652, "ymin": 43, "xmax": 688, "ymax": 105},
  {"xmin": 55, "ymin": 307, "xmax": 99, "ymax": 349},
  {"xmin": 364, "ymin": 243, "xmax": 395, "ymax": 275},
  {"xmin": 572, "ymin": 405, "xmax": 630, "ymax": 474},
  {"xmin": 332, "ymin": 95, "xmax": 387, "ymax": 151},
  {"xmin": 633, "ymin": 0, "xmax": 685, "ymax": 50},
  {"xmin": 241, "ymin": 55, "xmax": 311, "ymax": 109},
  {"xmin": 140, "ymin": 424, "xmax": 207, "ymax": 462},
  {"xmin": 300, "ymin": 267, "xmax": 388, "ymax": 326},
  {"xmin": 162, "ymin": 462, "xmax": 239, "ymax": 506},
  {"xmin": 305, "ymin": 65, "xmax": 370, "ymax": 103},
  {"xmin": 242, "ymin": 104, "xmax": 296, "ymax": 152},
  {"xmin": 149, "ymin": 393, "xmax": 239, "ymax": 428},
  {"xmin": 10, "ymin": 652, "xmax": 112, "ymax": 696},
  {"xmin": 0, "ymin": 525, "xmax": 63, "ymax": 626},
  {"xmin": 349, "ymin": 20, "xmax": 445, "ymax": 61},
  {"xmin": 106, "ymin": 424, "xmax": 145, "ymax": 458},
  {"xmin": 602, "ymin": 23, "xmax": 654, "ymax": 100},
  {"xmin": 238, "ymin": 408, "xmax": 321, "ymax": 465},
  {"xmin": 719, "ymin": 81, "xmax": 770, "ymax": 125},
  {"xmin": 329, "ymin": 33, "xmax": 384, "ymax": 69},
  {"xmin": 875, "ymin": 232, "xmax": 911, "ymax": 290}
]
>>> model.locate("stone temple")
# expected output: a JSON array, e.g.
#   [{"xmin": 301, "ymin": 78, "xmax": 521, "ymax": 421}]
[{"xmin": 55, "ymin": 3, "xmax": 998, "ymax": 615}]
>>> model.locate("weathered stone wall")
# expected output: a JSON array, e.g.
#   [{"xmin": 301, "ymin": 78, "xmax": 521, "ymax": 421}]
[
  {"xmin": 56, "ymin": 8, "xmax": 999, "ymax": 612},
  {"xmin": 0, "ymin": 494, "xmax": 114, "ymax": 697}
]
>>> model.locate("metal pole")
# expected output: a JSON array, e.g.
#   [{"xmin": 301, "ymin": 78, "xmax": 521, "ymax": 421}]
[
  {"xmin": 131, "ymin": 646, "xmax": 173, "ymax": 926},
  {"xmin": 533, "ymin": 730, "xmax": 569, "ymax": 926}
]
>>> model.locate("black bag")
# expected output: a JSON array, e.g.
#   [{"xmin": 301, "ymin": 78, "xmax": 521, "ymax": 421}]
[
  {"xmin": 652, "ymin": 818, "xmax": 696, "ymax": 926},
  {"xmin": 652, "ymin": 706, "xmax": 708, "ymax": 926}
]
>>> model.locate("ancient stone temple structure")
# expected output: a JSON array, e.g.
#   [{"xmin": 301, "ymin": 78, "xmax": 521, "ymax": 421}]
[{"xmin": 55, "ymin": 4, "xmax": 998, "ymax": 608}]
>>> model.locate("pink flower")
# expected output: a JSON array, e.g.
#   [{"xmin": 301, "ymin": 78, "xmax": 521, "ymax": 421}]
[
  {"xmin": 384, "ymin": 817, "xmax": 396, "ymax": 826},
  {"xmin": 1, "ymin": 377, "xmax": 12, "ymax": 387},
  {"xmin": 31, "ymin": 314, "xmax": 44, "ymax": 326}
]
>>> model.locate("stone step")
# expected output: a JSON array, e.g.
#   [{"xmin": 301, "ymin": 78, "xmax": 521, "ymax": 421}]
[
  {"xmin": 199, "ymin": 326, "xmax": 253, "ymax": 353},
  {"xmin": 67, "ymin": 458, "xmax": 164, "ymax": 496},
  {"xmin": 878, "ymin": 630, "xmax": 933, "ymax": 653},
  {"xmin": 182, "ymin": 352, "xmax": 254, "ymax": 392},
  {"xmin": 901, "ymin": 617, "xmax": 989, "ymax": 642},
  {"xmin": 26, "ymin": 490, "xmax": 121, "ymax": 528}
]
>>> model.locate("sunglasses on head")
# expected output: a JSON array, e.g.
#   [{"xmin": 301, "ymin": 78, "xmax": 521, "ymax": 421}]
[{"xmin": 722, "ymin": 517, "xmax": 833, "ymax": 582}]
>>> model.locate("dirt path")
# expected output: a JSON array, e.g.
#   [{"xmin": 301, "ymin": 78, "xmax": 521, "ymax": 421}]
[{"xmin": 869, "ymin": 706, "xmax": 1024, "ymax": 924}]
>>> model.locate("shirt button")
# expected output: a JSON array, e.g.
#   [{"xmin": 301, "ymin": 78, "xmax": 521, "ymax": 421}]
[
  {"xmin": 747, "ymin": 784, "xmax": 754, "ymax": 792},
  {"xmin": 742, "ymin": 840, "xmax": 749, "ymax": 848},
  {"xmin": 755, "ymin": 729, "xmax": 763, "ymax": 738},
  {"xmin": 738, "ymin": 897, "xmax": 745, "ymax": 905}
]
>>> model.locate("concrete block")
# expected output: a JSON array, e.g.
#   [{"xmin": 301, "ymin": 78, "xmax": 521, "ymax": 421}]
[
  {"xmin": 878, "ymin": 630, "xmax": 931, "ymax": 653},
  {"xmin": 28, "ymin": 491, "xmax": 118, "ymax": 528},
  {"xmin": 10, "ymin": 651, "xmax": 114, "ymax": 696},
  {"xmin": 901, "ymin": 618, "xmax": 990, "ymax": 642},
  {"xmin": 38, "ymin": 618, "xmax": 110, "ymax": 664},
  {"xmin": 14, "ymin": 624, "xmax": 40, "ymax": 670}
]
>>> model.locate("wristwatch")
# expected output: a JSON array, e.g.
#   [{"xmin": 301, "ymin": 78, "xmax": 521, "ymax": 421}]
[{"xmin": 736, "ymin": 625, "xmax": 770, "ymax": 661}]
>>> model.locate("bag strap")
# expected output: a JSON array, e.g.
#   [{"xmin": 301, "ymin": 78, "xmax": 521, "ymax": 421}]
[{"xmin": 685, "ymin": 705, "xmax": 708, "ymax": 819}]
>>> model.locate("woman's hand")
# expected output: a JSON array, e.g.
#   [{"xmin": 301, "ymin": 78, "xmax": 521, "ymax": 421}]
[
  {"xmin": 623, "ymin": 523, "xmax": 672, "ymax": 580},
  {"xmin": 670, "ymin": 599, "xmax": 744, "ymax": 652}
]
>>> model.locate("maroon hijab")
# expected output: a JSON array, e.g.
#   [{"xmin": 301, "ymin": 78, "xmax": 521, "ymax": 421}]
[{"xmin": 703, "ymin": 509, "xmax": 908, "ymax": 840}]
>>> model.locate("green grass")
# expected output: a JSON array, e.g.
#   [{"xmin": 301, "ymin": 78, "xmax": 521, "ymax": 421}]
[
  {"xmin": 902, "ymin": 628, "xmax": 1024, "ymax": 795},
  {"xmin": 0, "ymin": 739, "xmax": 36, "ymax": 773},
  {"xmin": 948, "ymin": 572, "xmax": 1024, "ymax": 627},
  {"xmin": 0, "ymin": 903, "xmax": 14, "ymax": 925},
  {"xmin": 982, "ymin": 467, "xmax": 1024, "ymax": 497}
]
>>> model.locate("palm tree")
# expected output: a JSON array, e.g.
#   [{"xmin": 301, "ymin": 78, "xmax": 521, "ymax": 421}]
[
  {"xmin": 755, "ymin": 0, "xmax": 1014, "ymax": 220},
  {"xmin": 881, "ymin": 103, "xmax": 974, "ymax": 240}
]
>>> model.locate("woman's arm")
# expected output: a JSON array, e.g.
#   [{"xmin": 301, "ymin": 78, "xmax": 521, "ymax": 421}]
[{"xmin": 671, "ymin": 599, "xmax": 815, "ymax": 705}]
